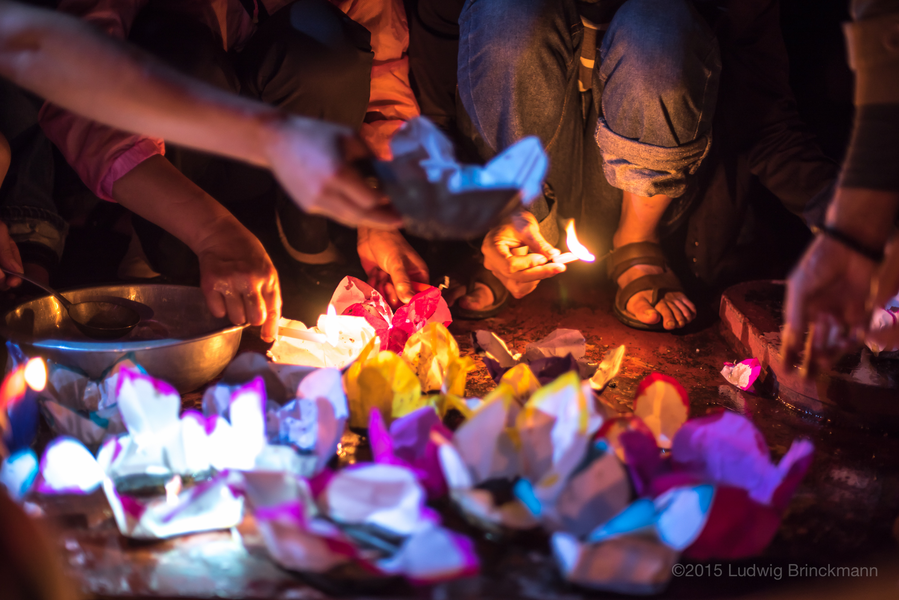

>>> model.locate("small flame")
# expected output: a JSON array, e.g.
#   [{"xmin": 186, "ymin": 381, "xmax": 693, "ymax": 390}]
[
  {"xmin": 565, "ymin": 220, "xmax": 595, "ymax": 262},
  {"xmin": 24, "ymin": 358, "xmax": 47, "ymax": 392},
  {"xmin": 323, "ymin": 304, "xmax": 339, "ymax": 346},
  {"xmin": 165, "ymin": 475, "xmax": 182, "ymax": 505}
]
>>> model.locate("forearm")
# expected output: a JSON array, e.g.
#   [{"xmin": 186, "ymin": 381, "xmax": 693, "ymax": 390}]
[
  {"xmin": 0, "ymin": 1, "xmax": 281, "ymax": 169},
  {"xmin": 829, "ymin": 2, "xmax": 899, "ymax": 245},
  {"xmin": 841, "ymin": 6, "xmax": 899, "ymax": 194},
  {"xmin": 111, "ymin": 155, "xmax": 243, "ymax": 253},
  {"xmin": 825, "ymin": 188, "xmax": 899, "ymax": 249}
]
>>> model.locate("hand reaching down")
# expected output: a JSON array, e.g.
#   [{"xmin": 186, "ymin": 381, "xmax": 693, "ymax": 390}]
[
  {"xmin": 194, "ymin": 219, "xmax": 281, "ymax": 343},
  {"xmin": 782, "ymin": 235, "xmax": 877, "ymax": 375},
  {"xmin": 357, "ymin": 227, "xmax": 429, "ymax": 309}
]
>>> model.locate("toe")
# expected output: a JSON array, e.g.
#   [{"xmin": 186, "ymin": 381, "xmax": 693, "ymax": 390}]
[
  {"xmin": 672, "ymin": 296, "xmax": 697, "ymax": 322},
  {"xmin": 654, "ymin": 301, "xmax": 679, "ymax": 330},
  {"xmin": 627, "ymin": 292, "xmax": 662, "ymax": 325}
]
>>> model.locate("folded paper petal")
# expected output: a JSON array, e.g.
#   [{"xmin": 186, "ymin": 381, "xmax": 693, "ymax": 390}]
[
  {"xmin": 472, "ymin": 331, "xmax": 520, "ymax": 368},
  {"xmin": 348, "ymin": 351, "xmax": 423, "ymax": 428},
  {"xmin": 331, "ymin": 276, "xmax": 393, "ymax": 330},
  {"xmin": 323, "ymin": 463, "xmax": 428, "ymax": 536},
  {"xmin": 402, "ymin": 323, "xmax": 461, "ymax": 393},
  {"xmin": 104, "ymin": 474, "xmax": 244, "ymax": 540},
  {"xmin": 378, "ymin": 524, "xmax": 479, "ymax": 583},
  {"xmin": 682, "ymin": 486, "xmax": 782, "ymax": 560},
  {"xmin": 552, "ymin": 532, "xmax": 678, "ymax": 595},
  {"xmin": 551, "ymin": 450, "xmax": 631, "ymax": 536},
  {"xmin": 632, "ymin": 374, "xmax": 689, "ymax": 449},
  {"xmin": 389, "ymin": 287, "xmax": 452, "ymax": 353},
  {"xmin": 270, "ymin": 313, "xmax": 377, "ymax": 369},
  {"xmin": 116, "ymin": 369, "xmax": 181, "ymax": 444},
  {"xmin": 37, "ymin": 437, "xmax": 105, "ymax": 494},
  {"xmin": 587, "ymin": 485, "xmax": 714, "ymax": 551},
  {"xmin": 670, "ymin": 410, "xmax": 814, "ymax": 509},
  {"xmin": 489, "ymin": 364, "xmax": 541, "ymax": 406},
  {"xmin": 517, "ymin": 372, "xmax": 593, "ymax": 483},
  {"xmin": 523, "ymin": 329, "xmax": 586, "ymax": 362},
  {"xmin": 0, "ymin": 448, "xmax": 39, "ymax": 501},
  {"xmin": 590, "ymin": 345, "xmax": 626, "ymax": 391},
  {"xmin": 452, "ymin": 394, "xmax": 520, "ymax": 483},
  {"xmin": 594, "ymin": 416, "xmax": 657, "ymax": 464},
  {"xmin": 866, "ymin": 304, "xmax": 899, "ymax": 354},
  {"xmin": 442, "ymin": 355, "xmax": 475, "ymax": 399},
  {"xmin": 720, "ymin": 359, "xmax": 762, "ymax": 391}
]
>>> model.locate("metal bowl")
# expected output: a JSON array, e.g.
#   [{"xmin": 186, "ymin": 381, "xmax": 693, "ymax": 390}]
[{"xmin": 1, "ymin": 283, "xmax": 247, "ymax": 393}]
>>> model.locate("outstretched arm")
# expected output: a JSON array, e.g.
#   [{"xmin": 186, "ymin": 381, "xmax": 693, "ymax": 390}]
[{"xmin": 0, "ymin": 0, "xmax": 399, "ymax": 229}]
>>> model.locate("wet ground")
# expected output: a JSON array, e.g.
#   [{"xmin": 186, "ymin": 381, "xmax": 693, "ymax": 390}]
[{"xmin": 32, "ymin": 265, "xmax": 899, "ymax": 599}]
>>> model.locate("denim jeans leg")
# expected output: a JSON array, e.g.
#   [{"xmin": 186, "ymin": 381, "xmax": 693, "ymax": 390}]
[
  {"xmin": 458, "ymin": 0, "xmax": 583, "ymax": 230},
  {"xmin": 596, "ymin": 0, "xmax": 721, "ymax": 202}
]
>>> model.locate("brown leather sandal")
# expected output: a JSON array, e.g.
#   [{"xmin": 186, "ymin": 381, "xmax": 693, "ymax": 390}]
[{"xmin": 607, "ymin": 242, "xmax": 686, "ymax": 331}]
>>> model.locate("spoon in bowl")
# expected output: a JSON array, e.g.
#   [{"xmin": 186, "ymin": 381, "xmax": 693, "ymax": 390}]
[{"xmin": 1, "ymin": 268, "xmax": 140, "ymax": 339}]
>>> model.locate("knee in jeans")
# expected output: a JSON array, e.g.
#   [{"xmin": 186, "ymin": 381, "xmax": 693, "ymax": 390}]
[
  {"xmin": 602, "ymin": 0, "xmax": 715, "ymax": 98},
  {"xmin": 462, "ymin": 0, "xmax": 566, "ymax": 74}
]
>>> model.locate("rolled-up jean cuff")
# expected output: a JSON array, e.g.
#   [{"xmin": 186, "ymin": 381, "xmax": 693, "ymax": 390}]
[
  {"xmin": 1, "ymin": 210, "xmax": 68, "ymax": 260},
  {"xmin": 595, "ymin": 117, "xmax": 711, "ymax": 198}
]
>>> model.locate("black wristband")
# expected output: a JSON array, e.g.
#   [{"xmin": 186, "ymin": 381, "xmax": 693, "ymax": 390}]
[{"xmin": 813, "ymin": 224, "xmax": 885, "ymax": 263}]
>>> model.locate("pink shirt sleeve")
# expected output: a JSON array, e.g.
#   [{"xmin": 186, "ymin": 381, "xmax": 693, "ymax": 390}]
[{"xmin": 39, "ymin": 0, "xmax": 164, "ymax": 202}]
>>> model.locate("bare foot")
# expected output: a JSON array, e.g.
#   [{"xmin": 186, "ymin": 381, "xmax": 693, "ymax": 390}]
[{"xmin": 615, "ymin": 262, "xmax": 697, "ymax": 330}]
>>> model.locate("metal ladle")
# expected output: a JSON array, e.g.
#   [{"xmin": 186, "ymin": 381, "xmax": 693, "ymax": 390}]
[{"xmin": 1, "ymin": 268, "xmax": 140, "ymax": 339}]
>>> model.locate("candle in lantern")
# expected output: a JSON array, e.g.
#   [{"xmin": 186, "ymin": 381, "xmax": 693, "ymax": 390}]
[
  {"xmin": 273, "ymin": 306, "xmax": 376, "ymax": 369},
  {"xmin": 0, "ymin": 357, "xmax": 47, "ymax": 456},
  {"xmin": 553, "ymin": 220, "xmax": 596, "ymax": 264}
]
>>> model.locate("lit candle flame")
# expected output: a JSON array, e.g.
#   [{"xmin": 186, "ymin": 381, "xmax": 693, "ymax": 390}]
[
  {"xmin": 323, "ymin": 304, "xmax": 339, "ymax": 346},
  {"xmin": 0, "ymin": 357, "xmax": 47, "ymax": 417},
  {"xmin": 565, "ymin": 220, "xmax": 595, "ymax": 262},
  {"xmin": 165, "ymin": 475, "xmax": 182, "ymax": 505},
  {"xmin": 24, "ymin": 358, "xmax": 47, "ymax": 392}
]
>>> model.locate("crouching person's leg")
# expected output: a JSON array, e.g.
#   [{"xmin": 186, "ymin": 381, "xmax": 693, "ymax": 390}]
[
  {"xmin": 238, "ymin": 0, "xmax": 373, "ymax": 263},
  {"xmin": 598, "ymin": 0, "xmax": 721, "ymax": 330},
  {"xmin": 0, "ymin": 79, "xmax": 65, "ymax": 290},
  {"xmin": 454, "ymin": 0, "xmax": 580, "ymax": 309}
]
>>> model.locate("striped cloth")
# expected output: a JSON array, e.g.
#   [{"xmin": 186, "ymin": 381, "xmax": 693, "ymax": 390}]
[{"xmin": 578, "ymin": 16, "xmax": 602, "ymax": 92}]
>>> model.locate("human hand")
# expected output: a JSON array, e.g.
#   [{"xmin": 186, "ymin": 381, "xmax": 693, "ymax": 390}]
[
  {"xmin": 481, "ymin": 210, "xmax": 565, "ymax": 299},
  {"xmin": 264, "ymin": 116, "xmax": 402, "ymax": 230},
  {"xmin": 357, "ymin": 227, "xmax": 429, "ymax": 309},
  {"xmin": 0, "ymin": 220, "xmax": 23, "ymax": 290},
  {"xmin": 194, "ymin": 219, "xmax": 281, "ymax": 342},
  {"xmin": 782, "ymin": 234, "xmax": 877, "ymax": 375}
]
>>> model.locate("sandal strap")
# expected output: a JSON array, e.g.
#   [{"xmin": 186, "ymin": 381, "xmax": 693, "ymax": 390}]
[
  {"xmin": 616, "ymin": 270, "xmax": 684, "ymax": 313},
  {"xmin": 467, "ymin": 265, "xmax": 510, "ymax": 307},
  {"xmin": 607, "ymin": 242, "xmax": 667, "ymax": 281}
]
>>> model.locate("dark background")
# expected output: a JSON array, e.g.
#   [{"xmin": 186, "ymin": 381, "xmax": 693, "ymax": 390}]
[{"xmin": 10, "ymin": 0, "xmax": 860, "ymax": 290}]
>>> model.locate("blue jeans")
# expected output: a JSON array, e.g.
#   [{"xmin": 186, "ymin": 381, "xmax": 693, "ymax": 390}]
[{"xmin": 458, "ymin": 0, "xmax": 721, "ymax": 249}]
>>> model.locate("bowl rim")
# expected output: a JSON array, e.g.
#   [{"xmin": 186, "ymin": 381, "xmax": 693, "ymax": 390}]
[{"xmin": 2, "ymin": 282, "xmax": 250, "ymax": 352}]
